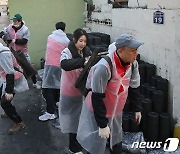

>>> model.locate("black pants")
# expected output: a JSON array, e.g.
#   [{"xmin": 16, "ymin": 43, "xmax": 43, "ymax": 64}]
[
  {"xmin": 31, "ymin": 75, "xmax": 37, "ymax": 84},
  {"xmin": 69, "ymin": 133, "xmax": 82, "ymax": 153},
  {"xmin": 1, "ymin": 94, "xmax": 22, "ymax": 123},
  {"xmin": 87, "ymin": 141, "xmax": 122, "ymax": 154},
  {"xmin": 109, "ymin": 142, "xmax": 122, "ymax": 154},
  {"xmin": 42, "ymin": 88, "xmax": 60, "ymax": 114},
  {"xmin": 26, "ymin": 56, "xmax": 37, "ymax": 84}
]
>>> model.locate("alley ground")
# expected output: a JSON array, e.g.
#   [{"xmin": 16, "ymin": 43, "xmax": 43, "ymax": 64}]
[{"xmin": 0, "ymin": 80, "xmax": 70, "ymax": 154}]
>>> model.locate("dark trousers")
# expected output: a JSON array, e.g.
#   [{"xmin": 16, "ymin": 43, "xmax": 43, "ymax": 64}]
[
  {"xmin": 87, "ymin": 141, "xmax": 122, "ymax": 154},
  {"xmin": 31, "ymin": 75, "xmax": 37, "ymax": 84},
  {"xmin": 109, "ymin": 142, "xmax": 122, "ymax": 154},
  {"xmin": 69, "ymin": 133, "xmax": 82, "ymax": 153},
  {"xmin": 42, "ymin": 88, "xmax": 60, "ymax": 114},
  {"xmin": 1, "ymin": 94, "xmax": 22, "ymax": 123}
]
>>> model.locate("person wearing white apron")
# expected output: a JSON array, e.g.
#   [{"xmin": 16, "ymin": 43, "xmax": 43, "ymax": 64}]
[
  {"xmin": 38, "ymin": 22, "xmax": 69, "ymax": 121},
  {"xmin": 77, "ymin": 34, "xmax": 144, "ymax": 154},
  {"xmin": 59, "ymin": 28, "xmax": 91, "ymax": 154},
  {"xmin": 0, "ymin": 43, "xmax": 29, "ymax": 134},
  {"xmin": 0, "ymin": 13, "xmax": 39, "ymax": 88}
]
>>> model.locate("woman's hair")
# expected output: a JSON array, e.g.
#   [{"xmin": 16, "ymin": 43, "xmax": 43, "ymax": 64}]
[
  {"xmin": 73, "ymin": 28, "xmax": 88, "ymax": 43},
  {"xmin": 55, "ymin": 22, "xmax": 66, "ymax": 31}
]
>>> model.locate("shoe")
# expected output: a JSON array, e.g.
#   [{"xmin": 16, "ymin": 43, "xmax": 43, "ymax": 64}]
[
  {"xmin": 8, "ymin": 122, "xmax": 25, "ymax": 135},
  {"xmin": 39, "ymin": 112, "xmax": 57, "ymax": 121},
  {"xmin": 68, "ymin": 149, "xmax": 83, "ymax": 154},
  {"xmin": 1, "ymin": 112, "xmax": 8, "ymax": 118},
  {"xmin": 33, "ymin": 82, "xmax": 41, "ymax": 89}
]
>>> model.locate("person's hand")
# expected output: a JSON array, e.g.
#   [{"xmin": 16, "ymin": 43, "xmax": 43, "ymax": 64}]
[
  {"xmin": 5, "ymin": 93, "xmax": 13, "ymax": 101},
  {"xmin": 99, "ymin": 126, "xmax": 110, "ymax": 139},
  {"xmin": 135, "ymin": 112, "xmax": 142, "ymax": 124},
  {"xmin": 85, "ymin": 56, "xmax": 91, "ymax": 61},
  {"xmin": 12, "ymin": 39, "xmax": 16, "ymax": 43},
  {"xmin": 84, "ymin": 56, "xmax": 91, "ymax": 65}
]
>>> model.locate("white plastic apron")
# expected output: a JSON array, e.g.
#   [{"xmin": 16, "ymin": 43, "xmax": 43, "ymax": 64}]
[
  {"xmin": 42, "ymin": 30, "xmax": 69, "ymax": 89},
  {"xmin": 0, "ymin": 50, "xmax": 29, "ymax": 96},
  {"xmin": 7, "ymin": 24, "xmax": 29, "ymax": 54},
  {"xmin": 59, "ymin": 48, "xmax": 83, "ymax": 133},
  {"xmin": 77, "ymin": 55, "xmax": 132, "ymax": 154}
]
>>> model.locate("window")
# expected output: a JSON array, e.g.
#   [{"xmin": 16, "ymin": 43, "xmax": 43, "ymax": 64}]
[{"xmin": 108, "ymin": 0, "xmax": 128, "ymax": 8}]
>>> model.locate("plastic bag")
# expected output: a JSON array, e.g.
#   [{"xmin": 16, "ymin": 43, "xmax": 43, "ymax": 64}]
[{"xmin": 122, "ymin": 132, "xmax": 147, "ymax": 153}]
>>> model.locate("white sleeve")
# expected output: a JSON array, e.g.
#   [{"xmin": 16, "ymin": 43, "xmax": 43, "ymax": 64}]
[
  {"xmin": 0, "ymin": 52, "xmax": 15, "ymax": 74},
  {"xmin": 60, "ymin": 48, "xmax": 71, "ymax": 62},
  {"xmin": 91, "ymin": 65, "xmax": 110, "ymax": 93},
  {"xmin": 130, "ymin": 61, "xmax": 140, "ymax": 88},
  {"xmin": 22, "ymin": 28, "xmax": 30, "ymax": 40}
]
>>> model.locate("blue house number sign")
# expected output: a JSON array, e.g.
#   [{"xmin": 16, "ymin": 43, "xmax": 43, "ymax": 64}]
[{"xmin": 153, "ymin": 11, "xmax": 164, "ymax": 24}]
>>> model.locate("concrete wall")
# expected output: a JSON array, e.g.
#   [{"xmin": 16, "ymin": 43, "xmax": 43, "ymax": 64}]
[
  {"xmin": 85, "ymin": 0, "xmax": 180, "ymax": 120},
  {"xmin": 0, "ymin": 0, "xmax": 7, "ymax": 5},
  {"xmin": 0, "ymin": 5, "xmax": 7, "ymax": 13},
  {"xmin": 8, "ymin": 0, "xmax": 85, "ymax": 68}
]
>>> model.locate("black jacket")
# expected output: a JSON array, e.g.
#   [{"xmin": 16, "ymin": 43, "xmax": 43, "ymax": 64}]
[{"xmin": 61, "ymin": 41, "xmax": 91, "ymax": 71}]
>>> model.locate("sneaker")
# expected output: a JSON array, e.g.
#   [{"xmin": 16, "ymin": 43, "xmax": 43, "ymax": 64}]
[
  {"xmin": 33, "ymin": 82, "xmax": 41, "ymax": 89},
  {"xmin": 68, "ymin": 149, "xmax": 83, "ymax": 154},
  {"xmin": 8, "ymin": 122, "xmax": 25, "ymax": 135},
  {"xmin": 39, "ymin": 112, "xmax": 57, "ymax": 121},
  {"xmin": 1, "ymin": 112, "xmax": 8, "ymax": 118}
]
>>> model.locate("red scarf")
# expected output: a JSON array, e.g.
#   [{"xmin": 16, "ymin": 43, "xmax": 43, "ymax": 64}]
[{"xmin": 114, "ymin": 52, "xmax": 130, "ymax": 94}]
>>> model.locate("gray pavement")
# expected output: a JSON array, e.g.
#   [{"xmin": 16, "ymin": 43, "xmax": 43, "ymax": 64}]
[{"xmin": 0, "ymin": 82, "xmax": 69, "ymax": 154}]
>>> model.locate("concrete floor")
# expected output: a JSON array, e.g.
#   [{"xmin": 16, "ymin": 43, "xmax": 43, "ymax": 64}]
[
  {"xmin": 0, "ymin": 82, "xmax": 68, "ymax": 154},
  {"xmin": 0, "ymin": 80, "xmax": 113, "ymax": 154}
]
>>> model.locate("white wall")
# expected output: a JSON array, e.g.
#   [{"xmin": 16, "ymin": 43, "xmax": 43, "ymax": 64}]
[
  {"xmin": 0, "ymin": 5, "xmax": 7, "ymax": 13},
  {"xmin": 86, "ymin": 0, "xmax": 180, "ymax": 120},
  {"xmin": 0, "ymin": 0, "xmax": 8, "ymax": 5}
]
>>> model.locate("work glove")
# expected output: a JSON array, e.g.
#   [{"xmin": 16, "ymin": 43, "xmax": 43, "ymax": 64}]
[
  {"xmin": 135, "ymin": 112, "xmax": 142, "ymax": 124},
  {"xmin": 12, "ymin": 39, "xmax": 16, "ymax": 43},
  {"xmin": 84, "ymin": 56, "xmax": 91, "ymax": 66},
  {"xmin": 5, "ymin": 93, "xmax": 13, "ymax": 101},
  {"xmin": 99, "ymin": 125, "xmax": 110, "ymax": 139}
]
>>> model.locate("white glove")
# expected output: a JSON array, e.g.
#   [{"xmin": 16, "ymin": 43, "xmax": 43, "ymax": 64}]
[
  {"xmin": 84, "ymin": 56, "xmax": 91, "ymax": 65},
  {"xmin": 5, "ymin": 93, "xmax": 13, "ymax": 101},
  {"xmin": 99, "ymin": 126, "xmax": 110, "ymax": 139},
  {"xmin": 135, "ymin": 112, "xmax": 142, "ymax": 124},
  {"xmin": 12, "ymin": 39, "xmax": 16, "ymax": 43}
]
